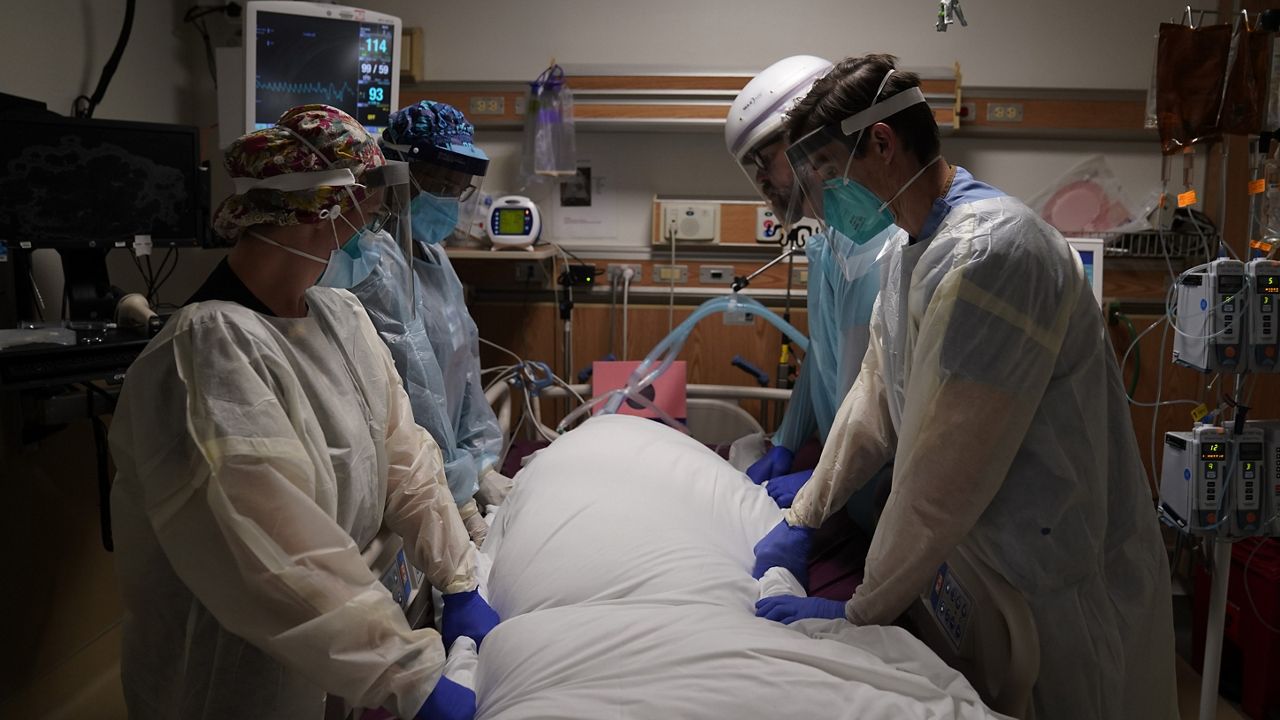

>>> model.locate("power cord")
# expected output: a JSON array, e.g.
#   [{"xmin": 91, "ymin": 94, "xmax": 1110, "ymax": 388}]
[{"xmin": 73, "ymin": 0, "xmax": 137, "ymax": 118}]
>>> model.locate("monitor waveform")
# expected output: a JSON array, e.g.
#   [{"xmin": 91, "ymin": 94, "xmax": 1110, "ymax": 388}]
[{"xmin": 256, "ymin": 79, "xmax": 357, "ymax": 104}]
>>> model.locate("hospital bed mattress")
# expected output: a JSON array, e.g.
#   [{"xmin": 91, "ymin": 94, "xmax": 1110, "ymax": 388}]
[{"xmin": 470, "ymin": 415, "xmax": 1010, "ymax": 719}]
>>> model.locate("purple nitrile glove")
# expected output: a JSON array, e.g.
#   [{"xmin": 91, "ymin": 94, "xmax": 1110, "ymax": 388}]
[
  {"xmin": 751, "ymin": 519, "xmax": 814, "ymax": 586},
  {"xmin": 415, "ymin": 676, "xmax": 475, "ymax": 720},
  {"xmin": 440, "ymin": 589, "xmax": 499, "ymax": 649},
  {"xmin": 755, "ymin": 595, "xmax": 847, "ymax": 624},
  {"xmin": 746, "ymin": 445, "xmax": 794, "ymax": 485},
  {"xmin": 766, "ymin": 469, "xmax": 813, "ymax": 508}
]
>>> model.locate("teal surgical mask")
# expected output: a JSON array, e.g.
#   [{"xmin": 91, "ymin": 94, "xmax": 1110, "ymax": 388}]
[
  {"xmin": 410, "ymin": 192, "xmax": 460, "ymax": 246},
  {"xmin": 823, "ymin": 152, "xmax": 940, "ymax": 243},
  {"xmin": 821, "ymin": 177, "xmax": 894, "ymax": 245}
]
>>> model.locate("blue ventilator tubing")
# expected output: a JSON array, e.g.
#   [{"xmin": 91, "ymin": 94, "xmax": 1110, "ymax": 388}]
[{"xmin": 556, "ymin": 294, "xmax": 810, "ymax": 432}]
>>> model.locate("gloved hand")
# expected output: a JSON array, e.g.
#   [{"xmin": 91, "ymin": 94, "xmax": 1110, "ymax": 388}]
[
  {"xmin": 755, "ymin": 595, "xmax": 847, "ymax": 624},
  {"xmin": 751, "ymin": 520, "xmax": 813, "ymax": 586},
  {"xmin": 766, "ymin": 469, "xmax": 813, "ymax": 508},
  {"xmin": 415, "ymin": 676, "xmax": 475, "ymax": 720},
  {"xmin": 477, "ymin": 468, "xmax": 514, "ymax": 507},
  {"xmin": 457, "ymin": 500, "xmax": 488, "ymax": 546},
  {"xmin": 746, "ymin": 446, "xmax": 794, "ymax": 485},
  {"xmin": 441, "ymin": 589, "xmax": 500, "ymax": 649}
]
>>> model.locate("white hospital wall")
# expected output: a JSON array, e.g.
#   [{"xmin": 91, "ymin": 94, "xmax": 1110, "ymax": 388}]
[
  {"xmin": 360, "ymin": 0, "xmax": 1191, "ymax": 250},
  {"xmin": 366, "ymin": 0, "xmax": 1184, "ymax": 90}
]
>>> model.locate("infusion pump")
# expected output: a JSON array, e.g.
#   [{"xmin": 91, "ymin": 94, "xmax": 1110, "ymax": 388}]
[{"xmin": 1161, "ymin": 422, "xmax": 1278, "ymax": 537}]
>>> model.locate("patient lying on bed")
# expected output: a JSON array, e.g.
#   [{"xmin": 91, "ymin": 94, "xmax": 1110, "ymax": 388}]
[{"xmin": 461, "ymin": 414, "xmax": 1009, "ymax": 720}]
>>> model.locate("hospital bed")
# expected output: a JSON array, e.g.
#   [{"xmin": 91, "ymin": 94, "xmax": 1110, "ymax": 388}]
[
  {"xmin": 487, "ymin": 379, "xmax": 784, "ymax": 447},
  {"xmin": 474, "ymin": 380, "xmax": 1041, "ymax": 719}
]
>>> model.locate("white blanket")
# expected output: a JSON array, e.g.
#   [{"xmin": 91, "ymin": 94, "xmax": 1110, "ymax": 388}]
[{"xmin": 471, "ymin": 415, "xmax": 1008, "ymax": 719}]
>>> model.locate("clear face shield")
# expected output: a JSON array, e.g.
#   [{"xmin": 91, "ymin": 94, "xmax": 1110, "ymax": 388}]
[
  {"xmin": 785, "ymin": 79, "xmax": 929, "ymax": 244},
  {"xmin": 358, "ymin": 159, "xmax": 422, "ymax": 315},
  {"xmin": 383, "ymin": 140, "xmax": 488, "ymax": 245},
  {"xmin": 363, "ymin": 159, "xmax": 413, "ymax": 252}
]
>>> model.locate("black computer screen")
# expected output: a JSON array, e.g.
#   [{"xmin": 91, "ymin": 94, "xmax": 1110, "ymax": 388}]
[
  {"xmin": 254, "ymin": 11, "xmax": 396, "ymax": 133},
  {"xmin": 0, "ymin": 115, "xmax": 204, "ymax": 249}
]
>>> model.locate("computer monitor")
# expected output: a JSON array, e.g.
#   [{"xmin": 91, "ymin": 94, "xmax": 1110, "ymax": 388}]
[
  {"xmin": 0, "ymin": 113, "xmax": 208, "ymax": 250},
  {"xmin": 244, "ymin": 2, "xmax": 401, "ymax": 136},
  {"xmin": 0, "ymin": 112, "xmax": 209, "ymax": 322}
]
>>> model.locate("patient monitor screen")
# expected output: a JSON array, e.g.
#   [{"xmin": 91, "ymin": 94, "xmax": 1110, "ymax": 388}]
[{"xmin": 254, "ymin": 11, "xmax": 396, "ymax": 133}]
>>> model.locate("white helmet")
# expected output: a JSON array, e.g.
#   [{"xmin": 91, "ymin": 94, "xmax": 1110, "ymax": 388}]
[{"xmin": 725, "ymin": 55, "xmax": 833, "ymax": 223}]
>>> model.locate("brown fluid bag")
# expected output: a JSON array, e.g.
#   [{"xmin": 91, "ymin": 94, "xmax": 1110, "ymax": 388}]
[{"xmin": 1157, "ymin": 22, "xmax": 1231, "ymax": 153}]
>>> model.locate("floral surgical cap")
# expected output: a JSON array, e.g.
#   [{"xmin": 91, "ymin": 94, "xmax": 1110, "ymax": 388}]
[{"xmin": 213, "ymin": 104, "xmax": 386, "ymax": 241}]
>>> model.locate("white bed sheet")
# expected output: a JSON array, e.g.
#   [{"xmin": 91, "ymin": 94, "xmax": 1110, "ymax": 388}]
[{"xmin": 470, "ymin": 415, "xmax": 1009, "ymax": 720}]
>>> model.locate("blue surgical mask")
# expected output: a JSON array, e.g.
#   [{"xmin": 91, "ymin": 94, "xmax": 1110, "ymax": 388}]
[
  {"xmin": 821, "ymin": 178, "xmax": 894, "ymax": 246},
  {"xmin": 410, "ymin": 192, "xmax": 460, "ymax": 246},
  {"xmin": 316, "ymin": 228, "xmax": 386, "ymax": 289}
]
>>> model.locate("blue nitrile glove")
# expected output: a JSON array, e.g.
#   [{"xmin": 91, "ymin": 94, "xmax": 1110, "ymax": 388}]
[
  {"xmin": 755, "ymin": 595, "xmax": 847, "ymax": 624},
  {"xmin": 441, "ymin": 589, "xmax": 500, "ymax": 649},
  {"xmin": 415, "ymin": 676, "xmax": 476, "ymax": 720},
  {"xmin": 766, "ymin": 469, "xmax": 813, "ymax": 508},
  {"xmin": 751, "ymin": 519, "xmax": 814, "ymax": 586},
  {"xmin": 746, "ymin": 446, "xmax": 794, "ymax": 485}
]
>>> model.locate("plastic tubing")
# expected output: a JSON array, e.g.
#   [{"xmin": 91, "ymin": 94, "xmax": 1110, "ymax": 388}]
[{"xmin": 556, "ymin": 294, "xmax": 809, "ymax": 432}]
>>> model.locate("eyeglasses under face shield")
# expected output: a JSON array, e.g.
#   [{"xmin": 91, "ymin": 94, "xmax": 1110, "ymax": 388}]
[{"xmin": 736, "ymin": 135, "xmax": 810, "ymax": 232}]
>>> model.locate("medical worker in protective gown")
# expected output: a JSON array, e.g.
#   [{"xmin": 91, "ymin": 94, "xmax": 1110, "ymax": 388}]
[
  {"xmin": 110, "ymin": 105, "xmax": 495, "ymax": 720},
  {"xmin": 340, "ymin": 101, "xmax": 511, "ymax": 546},
  {"xmin": 750, "ymin": 55, "xmax": 1178, "ymax": 720},
  {"xmin": 726, "ymin": 56, "xmax": 899, "ymax": 531}
]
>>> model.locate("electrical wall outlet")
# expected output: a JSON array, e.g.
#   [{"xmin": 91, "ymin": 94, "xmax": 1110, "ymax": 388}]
[
  {"xmin": 607, "ymin": 264, "xmax": 643, "ymax": 283},
  {"xmin": 723, "ymin": 309, "xmax": 755, "ymax": 326},
  {"xmin": 791, "ymin": 267, "xmax": 809, "ymax": 286},
  {"xmin": 514, "ymin": 262, "xmax": 542, "ymax": 283},
  {"xmin": 986, "ymin": 102, "xmax": 1024, "ymax": 122},
  {"xmin": 699, "ymin": 265, "xmax": 735, "ymax": 284},
  {"xmin": 653, "ymin": 264, "xmax": 688, "ymax": 283}
]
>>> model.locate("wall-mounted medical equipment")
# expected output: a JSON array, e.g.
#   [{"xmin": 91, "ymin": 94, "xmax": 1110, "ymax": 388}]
[
  {"xmin": 218, "ymin": 2, "xmax": 401, "ymax": 146},
  {"xmin": 659, "ymin": 203, "xmax": 720, "ymax": 244}
]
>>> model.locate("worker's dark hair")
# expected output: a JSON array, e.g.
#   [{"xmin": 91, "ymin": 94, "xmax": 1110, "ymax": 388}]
[{"xmin": 786, "ymin": 53, "xmax": 940, "ymax": 167}]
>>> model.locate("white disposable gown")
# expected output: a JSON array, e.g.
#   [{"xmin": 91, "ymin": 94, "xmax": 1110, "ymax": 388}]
[
  {"xmin": 786, "ymin": 196, "xmax": 1178, "ymax": 719},
  {"xmin": 109, "ymin": 287, "xmax": 478, "ymax": 720}
]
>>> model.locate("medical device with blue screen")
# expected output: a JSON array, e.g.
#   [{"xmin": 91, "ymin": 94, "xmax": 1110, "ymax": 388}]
[
  {"xmin": 244, "ymin": 2, "xmax": 401, "ymax": 135},
  {"xmin": 1065, "ymin": 237, "xmax": 1105, "ymax": 306}
]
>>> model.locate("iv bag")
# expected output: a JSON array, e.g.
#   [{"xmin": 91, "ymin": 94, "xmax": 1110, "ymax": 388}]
[
  {"xmin": 1219, "ymin": 19, "xmax": 1271, "ymax": 136},
  {"xmin": 1156, "ymin": 22, "xmax": 1232, "ymax": 154},
  {"xmin": 520, "ymin": 64, "xmax": 577, "ymax": 184}
]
